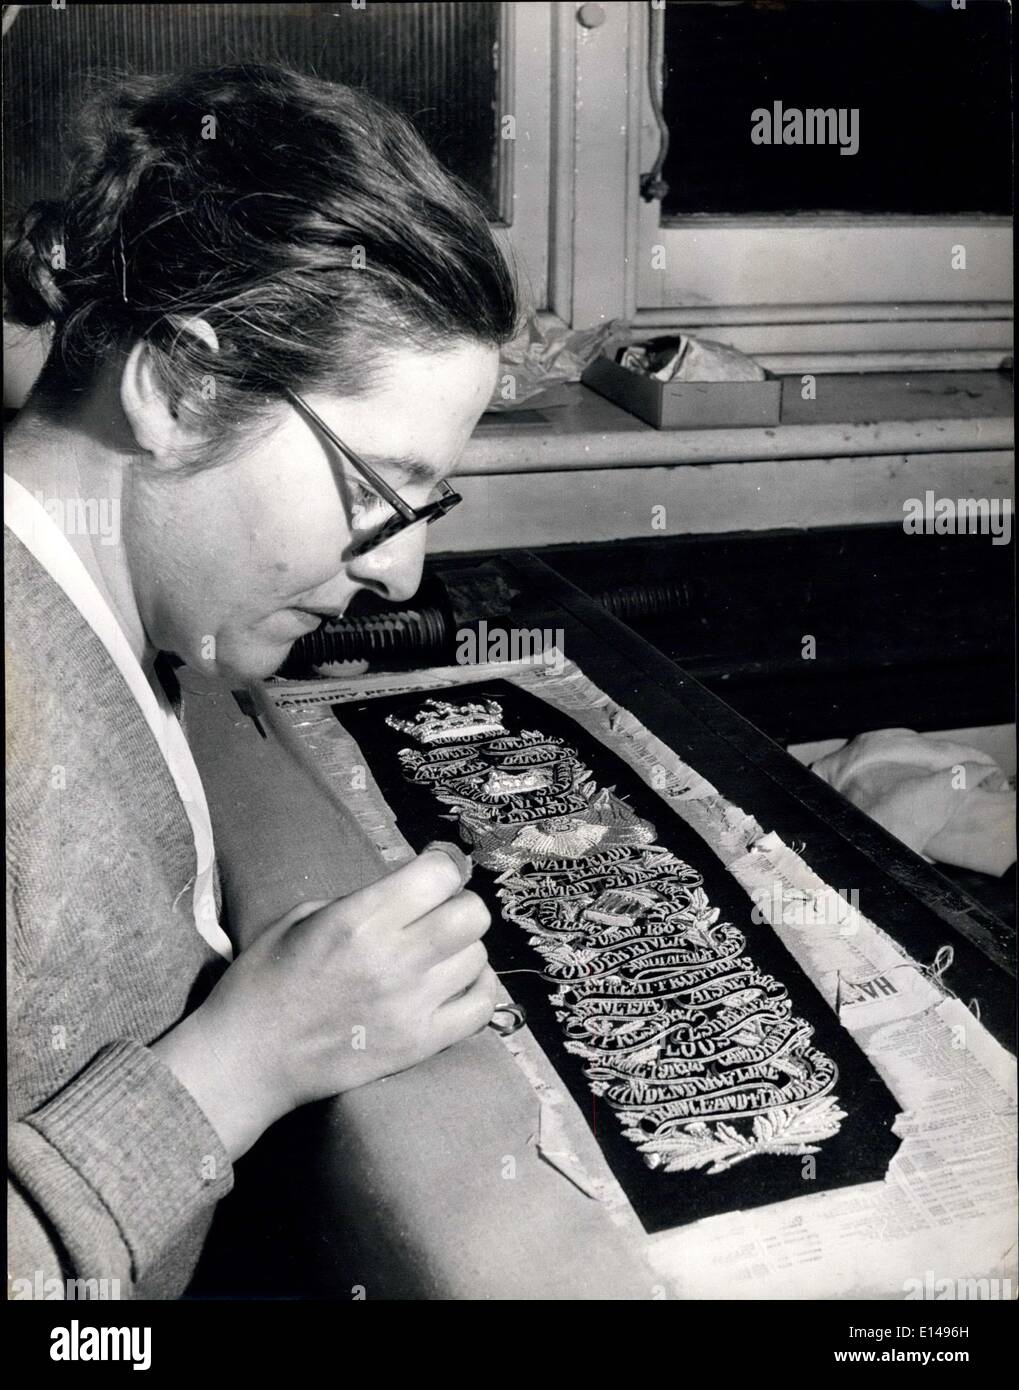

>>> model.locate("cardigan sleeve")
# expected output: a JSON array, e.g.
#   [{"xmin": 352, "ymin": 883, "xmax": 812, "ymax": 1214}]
[{"xmin": 7, "ymin": 1040, "xmax": 233, "ymax": 1299}]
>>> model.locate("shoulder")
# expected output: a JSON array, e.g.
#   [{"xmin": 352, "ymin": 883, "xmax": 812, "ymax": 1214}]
[
  {"xmin": 4, "ymin": 527, "xmax": 156, "ymax": 815},
  {"xmin": 5, "ymin": 524, "xmax": 140, "ymax": 720},
  {"xmin": 5, "ymin": 526, "xmax": 92, "ymax": 666},
  {"xmin": 5, "ymin": 527, "xmax": 94, "ymax": 760},
  {"xmin": 5, "ymin": 529, "xmax": 67, "ymax": 765}
]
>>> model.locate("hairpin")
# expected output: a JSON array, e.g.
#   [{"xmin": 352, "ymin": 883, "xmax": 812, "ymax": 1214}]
[{"xmin": 118, "ymin": 225, "xmax": 128, "ymax": 303}]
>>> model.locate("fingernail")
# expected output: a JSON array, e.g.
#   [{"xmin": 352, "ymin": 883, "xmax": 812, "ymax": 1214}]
[{"xmin": 424, "ymin": 840, "xmax": 474, "ymax": 888}]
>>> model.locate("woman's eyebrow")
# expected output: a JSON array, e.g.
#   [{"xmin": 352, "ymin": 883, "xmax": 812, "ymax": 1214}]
[{"xmin": 350, "ymin": 451, "xmax": 444, "ymax": 484}]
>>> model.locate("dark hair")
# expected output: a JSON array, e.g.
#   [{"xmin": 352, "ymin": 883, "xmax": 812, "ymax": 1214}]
[{"xmin": 4, "ymin": 62, "xmax": 518, "ymax": 465}]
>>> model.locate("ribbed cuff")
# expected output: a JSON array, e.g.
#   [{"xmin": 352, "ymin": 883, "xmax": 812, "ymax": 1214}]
[{"xmin": 23, "ymin": 1039, "xmax": 233, "ymax": 1286}]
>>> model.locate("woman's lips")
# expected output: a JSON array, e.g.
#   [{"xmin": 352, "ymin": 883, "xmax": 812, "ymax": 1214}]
[
  {"xmin": 265, "ymin": 607, "xmax": 326, "ymax": 638},
  {"xmin": 289, "ymin": 608, "xmax": 327, "ymax": 631}
]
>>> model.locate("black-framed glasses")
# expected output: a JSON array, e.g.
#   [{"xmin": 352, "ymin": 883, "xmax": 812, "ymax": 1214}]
[{"xmin": 283, "ymin": 387, "xmax": 462, "ymax": 559}]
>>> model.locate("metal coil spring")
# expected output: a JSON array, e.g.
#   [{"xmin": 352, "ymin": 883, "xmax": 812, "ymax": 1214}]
[
  {"xmin": 291, "ymin": 581, "xmax": 688, "ymax": 668},
  {"xmin": 593, "ymin": 580, "xmax": 690, "ymax": 622},
  {"xmin": 295, "ymin": 606, "xmax": 449, "ymax": 666}
]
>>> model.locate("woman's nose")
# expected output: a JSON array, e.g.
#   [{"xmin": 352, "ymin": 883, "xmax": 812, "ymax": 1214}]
[{"xmin": 345, "ymin": 521, "xmax": 427, "ymax": 603}]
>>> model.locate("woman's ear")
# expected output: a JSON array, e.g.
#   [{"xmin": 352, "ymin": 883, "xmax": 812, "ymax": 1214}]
[
  {"xmin": 172, "ymin": 315, "xmax": 220, "ymax": 354},
  {"xmin": 119, "ymin": 318, "xmax": 219, "ymax": 462}
]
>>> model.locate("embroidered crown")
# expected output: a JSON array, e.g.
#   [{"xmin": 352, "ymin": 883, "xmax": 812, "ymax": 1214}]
[{"xmin": 386, "ymin": 698, "xmax": 505, "ymax": 746}]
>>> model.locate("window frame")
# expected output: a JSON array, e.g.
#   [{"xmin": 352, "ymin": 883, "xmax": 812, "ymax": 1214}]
[
  {"xmin": 540, "ymin": 1, "xmax": 1013, "ymax": 370},
  {"xmin": 494, "ymin": 1, "xmax": 555, "ymax": 313}
]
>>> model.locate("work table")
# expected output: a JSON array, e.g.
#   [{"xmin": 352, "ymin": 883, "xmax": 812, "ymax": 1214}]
[{"xmin": 183, "ymin": 552, "xmax": 1014, "ymax": 1300}]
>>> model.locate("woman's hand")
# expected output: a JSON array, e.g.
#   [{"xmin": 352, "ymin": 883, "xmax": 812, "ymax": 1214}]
[{"xmin": 152, "ymin": 848, "xmax": 496, "ymax": 1160}]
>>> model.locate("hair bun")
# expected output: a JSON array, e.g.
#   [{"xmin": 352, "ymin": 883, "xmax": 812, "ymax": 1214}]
[{"xmin": 3, "ymin": 199, "xmax": 67, "ymax": 326}]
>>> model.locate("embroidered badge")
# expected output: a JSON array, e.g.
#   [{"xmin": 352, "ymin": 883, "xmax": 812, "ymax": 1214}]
[{"xmin": 387, "ymin": 697, "xmax": 846, "ymax": 1175}]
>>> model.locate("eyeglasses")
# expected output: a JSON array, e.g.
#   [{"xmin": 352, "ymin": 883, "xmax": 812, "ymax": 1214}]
[{"xmin": 283, "ymin": 387, "xmax": 462, "ymax": 559}]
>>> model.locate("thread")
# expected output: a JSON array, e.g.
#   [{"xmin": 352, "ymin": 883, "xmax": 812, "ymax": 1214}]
[{"xmin": 835, "ymin": 945, "xmax": 966, "ymax": 1017}]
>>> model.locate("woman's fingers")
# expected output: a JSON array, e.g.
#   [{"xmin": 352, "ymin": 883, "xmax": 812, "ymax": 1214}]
[
  {"xmin": 424, "ymin": 939, "xmax": 490, "ymax": 1007},
  {"xmin": 339, "ymin": 847, "xmax": 469, "ymax": 933},
  {"xmin": 431, "ymin": 964, "xmax": 500, "ymax": 1048},
  {"xmin": 404, "ymin": 889, "xmax": 490, "ymax": 970}
]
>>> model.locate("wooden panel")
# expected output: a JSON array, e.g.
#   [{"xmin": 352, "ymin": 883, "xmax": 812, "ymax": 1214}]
[
  {"xmin": 569, "ymin": 0, "xmax": 636, "ymax": 325},
  {"xmin": 430, "ymin": 450, "xmax": 1015, "ymax": 550},
  {"xmin": 636, "ymin": 222, "xmax": 1014, "ymax": 310}
]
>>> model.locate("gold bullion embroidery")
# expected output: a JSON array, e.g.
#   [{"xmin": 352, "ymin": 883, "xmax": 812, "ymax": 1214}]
[{"xmin": 387, "ymin": 699, "xmax": 846, "ymax": 1173}]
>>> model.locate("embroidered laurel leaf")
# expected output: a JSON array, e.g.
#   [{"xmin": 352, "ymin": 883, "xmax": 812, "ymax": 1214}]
[
  {"xmin": 622, "ymin": 1122, "xmax": 754, "ymax": 1174},
  {"xmin": 756, "ymin": 1096, "xmax": 847, "ymax": 1145},
  {"xmin": 621, "ymin": 1095, "xmax": 848, "ymax": 1174}
]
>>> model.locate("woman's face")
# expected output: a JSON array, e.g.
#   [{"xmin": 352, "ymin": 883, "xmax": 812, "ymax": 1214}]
[{"xmin": 122, "ymin": 338, "xmax": 498, "ymax": 681}]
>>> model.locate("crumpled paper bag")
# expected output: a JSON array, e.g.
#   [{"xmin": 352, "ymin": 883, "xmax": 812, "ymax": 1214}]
[
  {"xmin": 811, "ymin": 728, "xmax": 1016, "ymax": 877},
  {"xmin": 487, "ymin": 310, "xmax": 621, "ymax": 411},
  {"xmin": 616, "ymin": 334, "xmax": 767, "ymax": 382}
]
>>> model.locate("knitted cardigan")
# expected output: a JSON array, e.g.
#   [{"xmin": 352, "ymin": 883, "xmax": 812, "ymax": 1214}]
[{"xmin": 6, "ymin": 530, "xmax": 234, "ymax": 1299}]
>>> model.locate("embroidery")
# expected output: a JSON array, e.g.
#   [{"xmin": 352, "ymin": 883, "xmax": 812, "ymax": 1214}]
[{"xmin": 387, "ymin": 697, "xmax": 846, "ymax": 1175}]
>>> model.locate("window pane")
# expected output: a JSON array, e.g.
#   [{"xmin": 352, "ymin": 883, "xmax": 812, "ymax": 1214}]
[
  {"xmin": 659, "ymin": 0, "xmax": 1012, "ymax": 217},
  {"xmin": 3, "ymin": 2, "xmax": 503, "ymax": 222}
]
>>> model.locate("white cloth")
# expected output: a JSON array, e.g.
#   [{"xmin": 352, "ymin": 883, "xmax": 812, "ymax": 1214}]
[
  {"xmin": 4, "ymin": 473, "xmax": 233, "ymax": 959},
  {"xmin": 811, "ymin": 727, "xmax": 1016, "ymax": 879}
]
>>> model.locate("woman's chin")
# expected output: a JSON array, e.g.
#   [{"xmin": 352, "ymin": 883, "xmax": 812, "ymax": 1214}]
[{"xmin": 179, "ymin": 628, "xmax": 300, "ymax": 684}]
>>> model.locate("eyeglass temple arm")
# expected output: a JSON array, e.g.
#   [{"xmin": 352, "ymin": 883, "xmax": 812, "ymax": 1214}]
[{"xmin": 283, "ymin": 387, "xmax": 418, "ymax": 521}]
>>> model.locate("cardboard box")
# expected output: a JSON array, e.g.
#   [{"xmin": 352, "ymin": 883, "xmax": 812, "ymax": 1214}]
[{"xmin": 581, "ymin": 354, "xmax": 783, "ymax": 429}]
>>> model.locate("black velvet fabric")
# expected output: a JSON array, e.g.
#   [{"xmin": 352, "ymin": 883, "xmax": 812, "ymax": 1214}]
[{"xmin": 336, "ymin": 680, "xmax": 901, "ymax": 1233}]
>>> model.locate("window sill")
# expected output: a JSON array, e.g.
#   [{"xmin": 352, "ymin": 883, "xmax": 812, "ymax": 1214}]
[{"xmin": 465, "ymin": 373, "xmax": 1013, "ymax": 475}]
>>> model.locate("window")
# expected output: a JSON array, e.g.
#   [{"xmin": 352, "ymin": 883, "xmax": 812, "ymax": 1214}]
[
  {"xmin": 3, "ymin": 3, "xmax": 1012, "ymax": 366},
  {"xmin": 659, "ymin": 0, "xmax": 1011, "ymax": 218},
  {"xmin": 627, "ymin": 0, "xmax": 1013, "ymax": 361},
  {"xmin": 557, "ymin": 0, "xmax": 1012, "ymax": 366},
  {"xmin": 2, "ymin": 2, "xmax": 555, "ymax": 308},
  {"xmin": 3, "ymin": 3, "xmax": 504, "ymax": 214}
]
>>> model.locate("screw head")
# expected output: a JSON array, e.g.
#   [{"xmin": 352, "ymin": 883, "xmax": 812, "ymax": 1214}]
[{"xmin": 577, "ymin": 3, "xmax": 606, "ymax": 29}]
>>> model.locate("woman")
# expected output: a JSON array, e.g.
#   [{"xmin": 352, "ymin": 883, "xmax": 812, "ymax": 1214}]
[{"xmin": 5, "ymin": 62, "xmax": 517, "ymax": 1298}]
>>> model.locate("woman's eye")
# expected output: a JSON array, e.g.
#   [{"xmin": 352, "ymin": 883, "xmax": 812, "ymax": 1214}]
[{"xmin": 349, "ymin": 481, "xmax": 386, "ymax": 514}]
